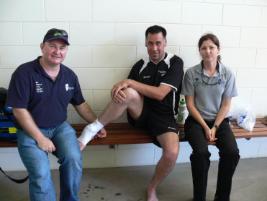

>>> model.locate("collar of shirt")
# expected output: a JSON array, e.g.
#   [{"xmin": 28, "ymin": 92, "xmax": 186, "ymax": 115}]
[
  {"xmin": 195, "ymin": 62, "xmax": 223, "ymax": 76},
  {"xmin": 34, "ymin": 56, "xmax": 62, "ymax": 82},
  {"xmin": 149, "ymin": 52, "xmax": 167, "ymax": 65}
]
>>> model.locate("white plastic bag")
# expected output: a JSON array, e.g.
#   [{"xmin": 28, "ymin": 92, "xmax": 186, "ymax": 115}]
[
  {"xmin": 236, "ymin": 110, "xmax": 256, "ymax": 131},
  {"xmin": 229, "ymin": 101, "xmax": 256, "ymax": 131}
]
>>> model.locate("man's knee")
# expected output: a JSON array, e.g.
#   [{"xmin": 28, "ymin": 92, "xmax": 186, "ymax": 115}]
[
  {"xmin": 30, "ymin": 164, "xmax": 49, "ymax": 178},
  {"xmin": 123, "ymin": 87, "xmax": 141, "ymax": 102},
  {"xmin": 162, "ymin": 146, "xmax": 179, "ymax": 162},
  {"xmin": 28, "ymin": 165, "xmax": 52, "ymax": 192},
  {"xmin": 61, "ymin": 149, "xmax": 82, "ymax": 168},
  {"xmin": 65, "ymin": 150, "xmax": 81, "ymax": 161}
]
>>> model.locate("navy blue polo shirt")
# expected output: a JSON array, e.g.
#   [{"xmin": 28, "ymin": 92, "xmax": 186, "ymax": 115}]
[
  {"xmin": 128, "ymin": 53, "xmax": 184, "ymax": 115},
  {"xmin": 7, "ymin": 57, "xmax": 85, "ymax": 128}
]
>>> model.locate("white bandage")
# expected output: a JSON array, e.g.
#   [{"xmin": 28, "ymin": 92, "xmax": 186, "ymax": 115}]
[{"xmin": 78, "ymin": 119, "xmax": 104, "ymax": 146}]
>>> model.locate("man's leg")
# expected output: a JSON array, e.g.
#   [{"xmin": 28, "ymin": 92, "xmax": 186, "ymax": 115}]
[
  {"xmin": 79, "ymin": 87, "xmax": 143, "ymax": 148},
  {"xmin": 147, "ymin": 132, "xmax": 179, "ymax": 201},
  {"xmin": 17, "ymin": 130, "xmax": 56, "ymax": 201},
  {"xmin": 53, "ymin": 122, "xmax": 82, "ymax": 201}
]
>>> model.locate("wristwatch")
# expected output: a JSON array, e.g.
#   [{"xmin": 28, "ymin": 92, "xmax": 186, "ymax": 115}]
[{"xmin": 213, "ymin": 124, "xmax": 219, "ymax": 130}]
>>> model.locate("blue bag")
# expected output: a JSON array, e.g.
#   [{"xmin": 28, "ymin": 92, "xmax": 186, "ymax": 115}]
[
  {"xmin": 0, "ymin": 87, "xmax": 27, "ymax": 183},
  {"xmin": 0, "ymin": 88, "xmax": 17, "ymax": 141}
]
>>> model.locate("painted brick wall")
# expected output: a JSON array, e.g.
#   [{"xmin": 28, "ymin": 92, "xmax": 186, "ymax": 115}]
[{"xmin": 0, "ymin": 0, "xmax": 267, "ymax": 170}]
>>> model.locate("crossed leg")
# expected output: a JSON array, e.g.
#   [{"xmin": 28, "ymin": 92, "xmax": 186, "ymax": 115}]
[
  {"xmin": 79, "ymin": 87, "xmax": 143, "ymax": 149},
  {"xmin": 79, "ymin": 87, "xmax": 179, "ymax": 201}
]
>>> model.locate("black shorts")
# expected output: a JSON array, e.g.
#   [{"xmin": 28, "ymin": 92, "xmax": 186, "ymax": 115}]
[{"xmin": 127, "ymin": 99, "xmax": 179, "ymax": 137}]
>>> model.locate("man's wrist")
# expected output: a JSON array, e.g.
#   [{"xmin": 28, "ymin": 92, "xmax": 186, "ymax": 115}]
[{"xmin": 127, "ymin": 79, "xmax": 132, "ymax": 86}]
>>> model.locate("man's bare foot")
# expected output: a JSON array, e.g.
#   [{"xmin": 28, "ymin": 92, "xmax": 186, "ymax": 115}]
[
  {"xmin": 79, "ymin": 141, "xmax": 86, "ymax": 151},
  {"xmin": 147, "ymin": 188, "xmax": 159, "ymax": 201}
]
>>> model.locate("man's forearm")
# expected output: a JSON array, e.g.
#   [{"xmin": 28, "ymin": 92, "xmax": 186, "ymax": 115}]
[
  {"xmin": 75, "ymin": 102, "xmax": 97, "ymax": 123},
  {"xmin": 13, "ymin": 108, "xmax": 44, "ymax": 141},
  {"xmin": 129, "ymin": 79, "xmax": 171, "ymax": 101}
]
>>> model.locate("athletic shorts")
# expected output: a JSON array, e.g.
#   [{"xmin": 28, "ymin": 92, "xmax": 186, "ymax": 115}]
[{"xmin": 127, "ymin": 99, "xmax": 179, "ymax": 137}]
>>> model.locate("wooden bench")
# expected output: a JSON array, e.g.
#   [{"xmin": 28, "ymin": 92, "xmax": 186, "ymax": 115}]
[{"xmin": 0, "ymin": 118, "xmax": 267, "ymax": 147}]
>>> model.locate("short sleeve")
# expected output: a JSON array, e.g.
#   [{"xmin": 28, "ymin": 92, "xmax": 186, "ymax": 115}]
[
  {"xmin": 70, "ymin": 75, "xmax": 85, "ymax": 106},
  {"xmin": 128, "ymin": 60, "xmax": 144, "ymax": 81},
  {"xmin": 6, "ymin": 68, "xmax": 30, "ymax": 108},
  {"xmin": 223, "ymin": 69, "xmax": 238, "ymax": 98},
  {"xmin": 181, "ymin": 69, "xmax": 194, "ymax": 96},
  {"xmin": 161, "ymin": 56, "xmax": 184, "ymax": 91}
]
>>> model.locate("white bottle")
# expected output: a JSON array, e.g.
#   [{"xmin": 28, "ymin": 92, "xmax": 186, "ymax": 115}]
[{"xmin": 177, "ymin": 97, "xmax": 188, "ymax": 125}]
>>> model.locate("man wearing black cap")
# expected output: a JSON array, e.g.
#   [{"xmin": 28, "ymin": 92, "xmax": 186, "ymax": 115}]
[{"xmin": 6, "ymin": 28, "xmax": 106, "ymax": 201}]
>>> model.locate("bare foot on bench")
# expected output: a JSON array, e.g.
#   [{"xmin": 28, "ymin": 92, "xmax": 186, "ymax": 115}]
[{"xmin": 147, "ymin": 188, "xmax": 158, "ymax": 201}]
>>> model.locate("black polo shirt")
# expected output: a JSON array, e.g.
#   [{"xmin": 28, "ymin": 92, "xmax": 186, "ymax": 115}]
[
  {"xmin": 7, "ymin": 57, "xmax": 85, "ymax": 128},
  {"xmin": 128, "ymin": 53, "xmax": 184, "ymax": 115}
]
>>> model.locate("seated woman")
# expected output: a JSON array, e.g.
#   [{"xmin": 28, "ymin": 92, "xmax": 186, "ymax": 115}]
[{"xmin": 182, "ymin": 33, "xmax": 240, "ymax": 201}]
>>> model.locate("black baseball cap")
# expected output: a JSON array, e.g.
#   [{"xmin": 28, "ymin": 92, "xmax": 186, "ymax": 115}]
[{"xmin": 43, "ymin": 28, "xmax": 69, "ymax": 45}]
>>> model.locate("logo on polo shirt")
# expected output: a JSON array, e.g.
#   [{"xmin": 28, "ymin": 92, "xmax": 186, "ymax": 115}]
[
  {"xmin": 35, "ymin": 81, "xmax": 43, "ymax": 93},
  {"xmin": 65, "ymin": 83, "xmax": 74, "ymax": 91},
  {"xmin": 143, "ymin": 75, "xmax": 151, "ymax": 79},
  {"xmin": 158, "ymin": 70, "xmax": 166, "ymax": 77}
]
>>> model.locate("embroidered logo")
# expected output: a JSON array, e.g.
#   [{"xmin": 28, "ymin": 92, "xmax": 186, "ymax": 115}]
[
  {"xmin": 65, "ymin": 83, "xmax": 74, "ymax": 91},
  {"xmin": 35, "ymin": 81, "xmax": 43, "ymax": 93},
  {"xmin": 158, "ymin": 70, "xmax": 166, "ymax": 77},
  {"xmin": 143, "ymin": 75, "xmax": 151, "ymax": 79}
]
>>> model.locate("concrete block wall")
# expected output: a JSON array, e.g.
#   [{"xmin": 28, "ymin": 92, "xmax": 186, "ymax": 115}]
[{"xmin": 0, "ymin": 0, "xmax": 267, "ymax": 170}]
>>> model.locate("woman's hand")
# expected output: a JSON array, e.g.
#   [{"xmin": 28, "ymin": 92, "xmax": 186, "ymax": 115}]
[
  {"xmin": 204, "ymin": 127, "xmax": 217, "ymax": 142},
  {"xmin": 204, "ymin": 126, "xmax": 212, "ymax": 141},
  {"xmin": 210, "ymin": 127, "xmax": 218, "ymax": 142},
  {"xmin": 204, "ymin": 126, "xmax": 217, "ymax": 142}
]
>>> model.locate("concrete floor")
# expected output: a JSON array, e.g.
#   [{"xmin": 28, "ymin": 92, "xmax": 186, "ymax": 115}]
[{"xmin": 0, "ymin": 158, "xmax": 267, "ymax": 201}]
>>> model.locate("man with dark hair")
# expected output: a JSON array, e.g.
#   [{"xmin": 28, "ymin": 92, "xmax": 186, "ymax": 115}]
[
  {"xmin": 78, "ymin": 25, "xmax": 184, "ymax": 201},
  {"xmin": 6, "ymin": 28, "xmax": 106, "ymax": 201},
  {"xmin": 145, "ymin": 25, "xmax": 167, "ymax": 38}
]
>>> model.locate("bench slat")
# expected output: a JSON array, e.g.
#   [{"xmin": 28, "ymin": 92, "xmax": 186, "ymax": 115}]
[{"xmin": 1, "ymin": 119, "xmax": 266, "ymax": 147}]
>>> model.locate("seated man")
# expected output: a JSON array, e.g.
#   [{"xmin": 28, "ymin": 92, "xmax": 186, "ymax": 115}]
[
  {"xmin": 6, "ymin": 28, "xmax": 106, "ymax": 201},
  {"xmin": 78, "ymin": 25, "xmax": 184, "ymax": 201}
]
